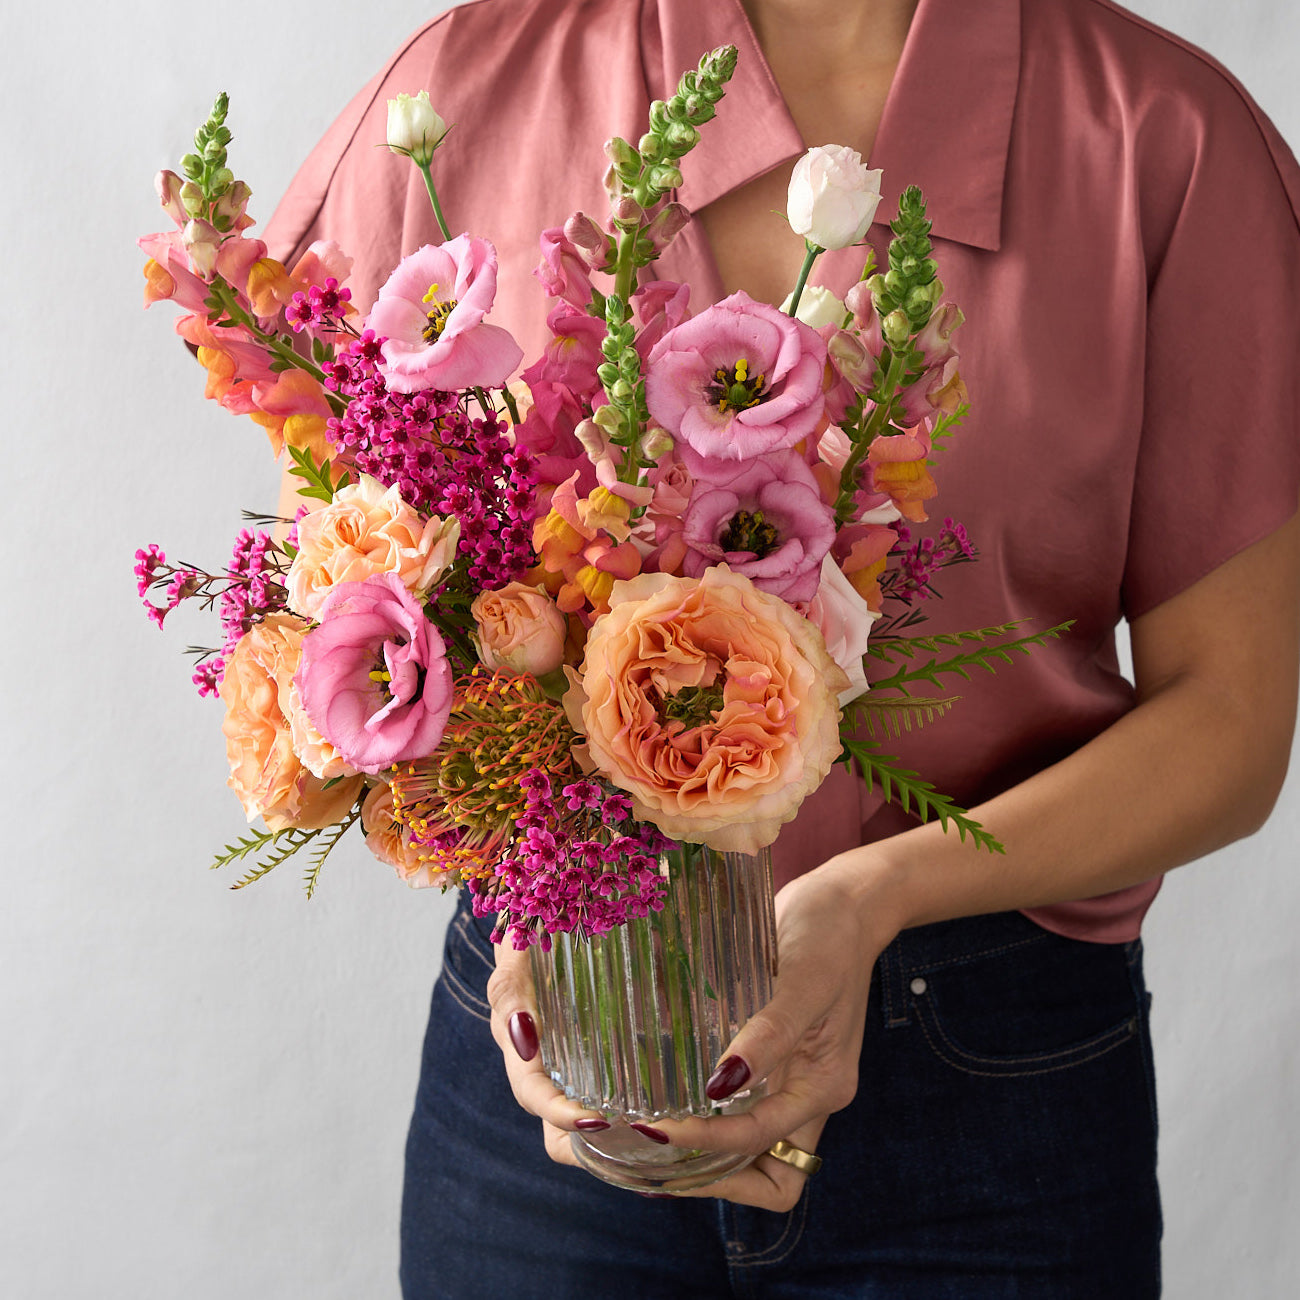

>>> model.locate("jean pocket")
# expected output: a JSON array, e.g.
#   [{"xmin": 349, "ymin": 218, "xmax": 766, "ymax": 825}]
[
  {"xmin": 438, "ymin": 907, "xmax": 495, "ymax": 1021},
  {"xmin": 907, "ymin": 932, "xmax": 1142, "ymax": 1079}
]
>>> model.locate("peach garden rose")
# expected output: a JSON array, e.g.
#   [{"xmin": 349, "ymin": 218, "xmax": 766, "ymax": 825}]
[
  {"xmin": 218, "ymin": 613, "xmax": 364, "ymax": 830},
  {"xmin": 563, "ymin": 567, "xmax": 848, "ymax": 853},
  {"xmin": 471, "ymin": 581, "xmax": 568, "ymax": 676},
  {"xmin": 286, "ymin": 474, "xmax": 460, "ymax": 619}
]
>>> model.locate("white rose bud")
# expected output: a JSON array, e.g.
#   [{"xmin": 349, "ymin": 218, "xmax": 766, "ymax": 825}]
[
  {"xmin": 787, "ymin": 145, "xmax": 883, "ymax": 251},
  {"xmin": 386, "ymin": 91, "xmax": 449, "ymax": 167}
]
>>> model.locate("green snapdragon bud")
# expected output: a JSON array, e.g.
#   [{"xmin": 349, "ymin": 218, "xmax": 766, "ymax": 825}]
[{"xmin": 873, "ymin": 185, "xmax": 941, "ymax": 334}]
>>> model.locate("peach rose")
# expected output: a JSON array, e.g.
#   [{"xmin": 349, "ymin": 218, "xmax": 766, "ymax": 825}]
[
  {"xmin": 564, "ymin": 567, "xmax": 847, "ymax": 853},
  {"xmin": 286, "ymin": 474, "xmax": 460, "ymax": 618},
  {"xmin": 471, "ymin": 582, "xmax": 568, "ymax": 676},
  {"xmin": 284, "ymin": 679, "xmax": 359, "ymax": 781},
  {"xmin": 218, "ymin": 614, "xmax": 364, "ymax": 830},
  {"xmin": 361, "ymin": 784, "xmax": 459, "ymax": 889}
]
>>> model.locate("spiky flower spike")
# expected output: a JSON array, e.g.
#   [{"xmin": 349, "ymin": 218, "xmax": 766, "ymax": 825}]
[
  {"xmin": 867, "ymin": 185, "xmax": 943, "ymax": 341},
  {"xmin": 389, "ymin": 669, "xmax": 582, "ymax": 879}
]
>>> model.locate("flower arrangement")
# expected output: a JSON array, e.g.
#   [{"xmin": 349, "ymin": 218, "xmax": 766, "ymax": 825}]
[{"xmin": 136, "ymin": 49, "xmax": 1066, "ymax": 948}]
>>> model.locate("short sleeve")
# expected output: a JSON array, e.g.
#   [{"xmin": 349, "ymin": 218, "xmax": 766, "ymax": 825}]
[{"xmin": 1121, "ymin": 79, "xmax": 1300, "ymax": 619}]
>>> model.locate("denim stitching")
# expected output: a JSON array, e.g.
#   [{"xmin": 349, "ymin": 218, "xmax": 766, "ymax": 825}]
[
  {"xmin": 900, "ymin": 932, "xmax": 1051, "ymax": 978},
  {"xmin": 451, "ymin": 912, "xmax": 497, "ymax": 976},
  {"xmin": 728, "ymin": 1183, "xmax": 810, "ymax": 1266},
  {"xmin": 913, "ymin": 995, "xmax": 1137, "ymax": 1078},
  {"xmin": 438, "ymin": 964, "xmax": 492, "ymax": 1022}
]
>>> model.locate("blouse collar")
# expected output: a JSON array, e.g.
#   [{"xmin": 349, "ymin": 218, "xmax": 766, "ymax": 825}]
[{"xmin": 655, "ymin": 0, "xmax": 1020, "ymax": 251}]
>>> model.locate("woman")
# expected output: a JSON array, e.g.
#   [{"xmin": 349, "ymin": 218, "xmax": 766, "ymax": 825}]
[{"xmin": 267, "ymin": 0, "xmax": 1300, "ymax": 1293}]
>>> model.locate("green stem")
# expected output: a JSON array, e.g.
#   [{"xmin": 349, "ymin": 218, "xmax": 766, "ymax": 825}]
[
  {"xmin": 612, "ymin": 228, "xmax": 640, "ymax": 306},
  {"xmin": 786, "ymin": 242, "xmax": 822, "ymax": 318},
  {"xmin": 500, "ymin": 386, "xmax": 521, "ymax": 424},
  {"xmin": 417, "ymin": 162, "xmax": 453, "ymax": 241},
  {"xmin": 833, "ymin": 346, "xmax": 911, "ymax": 525}
]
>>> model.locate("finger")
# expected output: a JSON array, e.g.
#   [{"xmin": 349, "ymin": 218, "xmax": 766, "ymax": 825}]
[{"xmin": 667, "ymin": 1116, "xmax": 827, "ymax": 1212}]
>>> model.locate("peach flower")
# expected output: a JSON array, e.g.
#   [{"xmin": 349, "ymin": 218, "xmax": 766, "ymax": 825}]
[
  {"xmin": 471, "ymin": 582, "xmax": 568, "ymax": 676},
  {"xmin": 286, "ymin": 475, "xmax": 460, "ymax": 618},
  {"xmin": 285, "ymin": 680, "xmax": 359, "ymax": 781},
  {"xmin": 218, "ymin": 614, "xmax": 364, "ymax": 830},
  {"xmin": 564, "ymin": 567, "xmax": 847, "ymax": 853},
  {"xmin": 361, "ymin": 784, "xmax": 458, "ymax": 889}
]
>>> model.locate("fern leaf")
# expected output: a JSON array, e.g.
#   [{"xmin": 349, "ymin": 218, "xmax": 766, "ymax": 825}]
[
  {"xmin": 866, "ymin": 620, "xmax": 1033, "ymax": 664},
  {"xmin": 868, "ymin": 621, "xmax": 1073, "ymax": 693},
  {"xmin": 210, "ymin": 827, "xmax": 293, "ymax": 870},
  {"xmin": 848, "ymin": 693, "xmax": 962, "ymax": 741},
  {"xmin": 229, "ymin": 827, "xmax": 322, "ymax": 890},
  {"xmin": 302, "ymin": 808, "xmax": 361, "ymax": 900},
  {"xmin": 838, "ymin": 735, "xmax": 1004, "ymax": 854}
]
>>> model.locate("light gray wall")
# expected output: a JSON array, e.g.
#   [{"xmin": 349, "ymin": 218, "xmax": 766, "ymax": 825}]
[{"xmin": 3, "ymin": 2, "xmax": 1296, "ymax": 1296}]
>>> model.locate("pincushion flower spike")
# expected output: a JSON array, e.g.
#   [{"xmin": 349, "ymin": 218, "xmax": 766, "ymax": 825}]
[{"xmin": 367, "ymin": 235, "xmax": 523, "ymax": 393}]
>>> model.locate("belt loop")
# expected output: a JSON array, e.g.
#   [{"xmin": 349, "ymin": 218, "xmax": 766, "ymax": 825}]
[{"xmin": 879, "ymin": 935, "xmax": 911, "ymax": 1029}]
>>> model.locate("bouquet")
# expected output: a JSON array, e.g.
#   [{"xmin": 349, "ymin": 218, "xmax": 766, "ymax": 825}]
[{"xmin": 136, "ymin": 47, "xmax": 1065, "ymax": 953}]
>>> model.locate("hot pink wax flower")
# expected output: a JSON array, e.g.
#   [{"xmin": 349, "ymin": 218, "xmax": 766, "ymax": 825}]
[
  {"xmin": 295, "ymin": 573, "xmax": 453, "ymax": 775},
  {"xmin": 367, "ymin": 235, "xmax": 523, "ymax": 393},
  {"xmin": 644, "ymin": 291, "xmax": 826, "ymax": 462},
  {"xmin": 680, "ymin": 448, "xmax": 836, "ymax": 602}
]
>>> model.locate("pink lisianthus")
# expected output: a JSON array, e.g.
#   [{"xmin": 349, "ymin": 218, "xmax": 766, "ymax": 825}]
[
  {"xmin": 799, "ymin": 555, "xmax": 880, "ymax": 704},
  {"xmin": 295, "ymin": 573, "xmax": 454, "ymax": 775},
  {"xmin": 563, "ymin": 567, "xmax": 847, "ymax": 853},
  {"xmin": 644, "ymin": 291, "xmax": 827, "ymax": 461},
  {"xmin": 367, "ymin": 235, "xmax": 523, "ymax": 392},
  {"xmin": 679, "ymin": 448, "xmax": 836, "ymax": 602}
]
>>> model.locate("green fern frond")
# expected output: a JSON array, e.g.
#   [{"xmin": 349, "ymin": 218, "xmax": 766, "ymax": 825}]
[
  {"xmin": 847, "ymin": 693, "xmax": 962, "ymax": 741},
  {"xmin": 838, "ymin": 735, "xmax": 1004, "ymax": 854},
  {"xmin": 228, "ymin": 827, "xmax": 323, "ymax": 890},
  {"xmin": 867, "ymin": 620, "xmax": 1032, "ymax": 663},
  {"xmin": 868, "ymin": 621, "xmax": 1073, "ymax": 692},
  {"xmin": 210, "ymin": 826, "xmax": 296, "ymax": 870},
  {"xmin": 302, "ymin": 808, "xmax": 361, "ymax": 900}
]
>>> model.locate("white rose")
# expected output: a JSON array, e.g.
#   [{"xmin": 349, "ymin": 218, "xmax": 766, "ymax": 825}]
[
  {"xmin": 787, "ymin": 145, "xmax": 883, "ymax": 251},
  {"xmin": 386, "ymin": 91, "xmax": 449, "ymax": 166}
]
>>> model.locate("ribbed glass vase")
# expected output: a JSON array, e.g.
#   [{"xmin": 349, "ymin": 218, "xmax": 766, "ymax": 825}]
[{"xmin": 530, "ymin": 844, "xmax": 777, "ymax": 1192}]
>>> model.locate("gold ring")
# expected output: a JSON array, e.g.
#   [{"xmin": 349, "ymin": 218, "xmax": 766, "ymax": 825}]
[{"xmin": 765, "ymin": 1139, "xmax": 823, "ymax": 1176}]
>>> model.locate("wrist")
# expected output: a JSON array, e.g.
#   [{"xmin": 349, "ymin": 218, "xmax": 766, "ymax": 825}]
[{"xmin": 816, "ymin": 839, "xmax": 918, "ymax": 951}]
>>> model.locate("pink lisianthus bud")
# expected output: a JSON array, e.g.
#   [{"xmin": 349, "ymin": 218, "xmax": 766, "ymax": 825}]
[
  {"xmin": 679, "ymin": 447, "xmax": 836, "ymax": 602},
  {"xmin": 787, "ymin": 145, "xmax": 883, "ymax": 250},
  {"xmin": 367, "ymin": 236, "xmax": 523, "ymax": 392},
  {"xmin": 644, "ymin": 291, "xmax": 827, "ymax": 462},
  {"xmin": 295, "ymin": 573, "xmax": 454, "ymax": 775}
]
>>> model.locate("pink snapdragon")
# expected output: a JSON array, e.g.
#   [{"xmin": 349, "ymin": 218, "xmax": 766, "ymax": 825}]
[
  {"xmin": 367, "ymin": 236, "xmax": 523, "ymax": 392},
  {"xmin": 679, "ymin": 448, "xmax": 836, "ymax": 602},
  {"xmin": 644, "ymin": 291, "xmax": 826, "ymax": 461},
  {"xmin": 295, "ymin": 573, "xmax": 453, "ymax": 775}
]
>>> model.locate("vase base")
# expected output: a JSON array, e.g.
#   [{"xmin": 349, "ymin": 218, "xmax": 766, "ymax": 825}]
[{"xmin": 569, "ymin": 1124, "xmax": 757, "ymax": 1192}]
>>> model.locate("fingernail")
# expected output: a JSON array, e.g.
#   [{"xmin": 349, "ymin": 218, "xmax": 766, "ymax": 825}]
[
  {"xmin": 508, "ymin": 1010, "xmax": 539, "ymax": 1062},
  {"xmin": 630, "ymin": 1122, "xmax": 671, "ymax": 1145},
  {"xmin": 705, "ymin": 1054, "xmax": 750, "ymax": 1101},
  {"xmin": 574, "ymin": 1117, "xmax": 611, "ymax": 1132}
]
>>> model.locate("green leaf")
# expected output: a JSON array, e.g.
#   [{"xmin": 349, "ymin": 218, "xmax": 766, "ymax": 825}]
[
  {"xmin": 301, "ymin": 808, "xmax": 360, "ymax": 900},
  {"xmin": 846, "ymin": 692, "xmax": 962, "ymax": 741},
  {"xmin": 867, "ymin": 621, "xmax": 1074, "ymax": 693},
  {"xmin": 230, "ymin": 827, "xmax": 323, "ymax": 890},
  {"xmin": 838, "ymin": 736, "xmax": 1004, "ymax": 854}
]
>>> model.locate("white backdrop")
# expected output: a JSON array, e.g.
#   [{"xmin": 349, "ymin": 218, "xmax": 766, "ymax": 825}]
[{"xmin": 3, "ymin": 2, "xmax": 1297, "ymax": 1296}]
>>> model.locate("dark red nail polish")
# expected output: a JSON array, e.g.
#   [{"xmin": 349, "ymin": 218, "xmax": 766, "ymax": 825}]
[
  {"xmin": 574, "ymin": 1117, "xmax": 611, "ymax": 1132},
  {"xmin": 630, "ymin": 1122, "xmax": 671, "ymax": 1145},
  {"xmin": 508, "ymin": 1010, "xmax": 539, "ymax": 1062},
  {"xmin": 705, "ymin": 1054, "xmax": 750, "ymax": 1101}
]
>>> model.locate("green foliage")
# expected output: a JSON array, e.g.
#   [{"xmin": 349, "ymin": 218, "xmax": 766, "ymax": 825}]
[
  {"xmin": 210, "ymin": 825, "xmax": 322, "ymax": 889},
  {"xmin": 867, "ymin": 621, "xmax": 1074, "ymax": 692},
  {"xmin": 846, "ymin": 692, "xmax": 962, "ymax": 741},
  {"xmin": 302, "ymin": 809, "xmax": 360, "ymax": 900},
  {"xmin": 838, "ymin": 736, "xmax": 1004, "ymax": 854},
  {"xmin": 287, "ymin": 444, "xmax": 352, "ymax": 503}
]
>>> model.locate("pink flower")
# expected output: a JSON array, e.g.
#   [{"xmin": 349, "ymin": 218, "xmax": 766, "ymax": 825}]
[
  {"xmin": 563, "ymin": 567, "xmax": 847, "ymax": 853},
  {"xmin": 644, "ymin": 291, "xmax": 826, "ymax": 461},
  {"xmin": 534, "ymin": 227, "xmax": 595, "ymax": 309},
  {"xmin": 679, "ymin": 448, "xmax": 836, "ymax": 602},
  {"xmin": 799, "ymin": 556, "xmax": 879, "ymax": 704},
  {"xmin": 367, "ymin": 236, "xmax": 523, "ymax": 392},
  {"xmin": 295, "ymin": 573, "xmax": 454, "ymax": 775},
  {"xmin": 471, "ymin": 582, "xmax": 568, "ymax": 676}
]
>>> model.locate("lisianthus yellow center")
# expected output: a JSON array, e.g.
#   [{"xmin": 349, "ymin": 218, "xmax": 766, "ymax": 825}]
[
  {"xmin": 422, "ymin": 282, "xmax": 457, "ymax": 341},
  {"xmin": 720, "ymin": 509, "xmax": 780, "ymax": 558},
  {"xmin": 707, "ymin": 357, "xmax": 768, "ymax": 413}
]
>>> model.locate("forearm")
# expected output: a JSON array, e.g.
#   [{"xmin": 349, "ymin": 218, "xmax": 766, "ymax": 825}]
[{"xmin": 833, "ymin": 514, "xmax": 1300, "ymax": 939}]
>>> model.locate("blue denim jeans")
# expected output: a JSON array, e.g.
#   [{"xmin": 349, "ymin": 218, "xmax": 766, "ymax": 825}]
[{"xmin": 401, "ymin": 894, "xmax": 1160, "ymax": 1298}]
